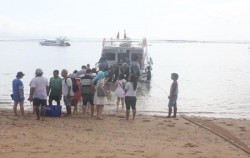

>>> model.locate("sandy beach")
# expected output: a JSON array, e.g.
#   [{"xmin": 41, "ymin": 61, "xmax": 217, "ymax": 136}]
[{"xmin": 0, "ymin": 108, "xmax": 250, "ymax": 158}]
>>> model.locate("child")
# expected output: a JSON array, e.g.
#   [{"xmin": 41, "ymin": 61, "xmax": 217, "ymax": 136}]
[
  {"xmin": 146, "ymin": 66, "xmax": 151, "ymax": 82},
  {"xmin": 12, "ymin": 72, "xmax": 25, "ymax": 116},
  {"xmin": 168, "ymin": 73, "xmax": 178, "ymax": 118}
]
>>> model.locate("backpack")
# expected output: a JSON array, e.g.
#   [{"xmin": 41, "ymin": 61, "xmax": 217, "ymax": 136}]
[{"xmin": 65, "ymin": 78, "xmax": 79, "ymax": 93}]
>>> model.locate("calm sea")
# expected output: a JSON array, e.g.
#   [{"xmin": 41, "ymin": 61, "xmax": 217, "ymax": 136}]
[{"xmin": 0, "ymin": 40, "xmax": 250, "ymax": 119}]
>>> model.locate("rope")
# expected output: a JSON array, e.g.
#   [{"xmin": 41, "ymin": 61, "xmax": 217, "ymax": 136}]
[
  {"xmin": 152, "ymin": 81, "xmax": 250, "ymax": 155},
  {"xmin": 180, "ymin": 114, "xmax": 250, "ymax": 155}
]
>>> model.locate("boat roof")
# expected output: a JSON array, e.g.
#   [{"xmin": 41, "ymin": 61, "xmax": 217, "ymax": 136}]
[{"xmin": 102, "ymin": 38, "xmax": 147, "ymax": 48}]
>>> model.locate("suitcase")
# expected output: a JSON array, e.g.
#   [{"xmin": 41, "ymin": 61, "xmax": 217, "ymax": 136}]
[{"xmin": 42, "ymin": 105, "xmax": 61, "ymax": 117}]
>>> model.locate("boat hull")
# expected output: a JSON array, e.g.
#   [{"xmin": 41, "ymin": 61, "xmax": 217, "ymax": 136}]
[{"xmin": 40, "ymin": 42, "xmax": 70, "ymax": 46}]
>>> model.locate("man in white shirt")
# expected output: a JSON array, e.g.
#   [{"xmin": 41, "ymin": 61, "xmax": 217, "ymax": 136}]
[
  {"xmin": 28, "ymin": 68, "xmax": 49, "ymax": 120},
  {"xmin": 61, "ymin": 69, "xmax": 74, "ymax": 115}
]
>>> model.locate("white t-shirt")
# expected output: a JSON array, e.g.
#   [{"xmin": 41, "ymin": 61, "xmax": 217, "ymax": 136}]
[
  {"xmin": 30, "ymin": 77, "xmax": 49, "ymax": 100},
  {"xmin": 125, "ymin": 82, "xmax": 137, "ymax": 97},
  {"xmin": 77, "ymin": 69, "xmax": 86, "ymax": 78},
  {"xmin": 62, "ymin": 78, "xmax": 74, "ymax": 97}
]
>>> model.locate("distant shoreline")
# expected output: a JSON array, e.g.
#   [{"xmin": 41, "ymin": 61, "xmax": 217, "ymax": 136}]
[{"xmin": 0, "ymin": 38, "xmax": 250, "ymax": 44}]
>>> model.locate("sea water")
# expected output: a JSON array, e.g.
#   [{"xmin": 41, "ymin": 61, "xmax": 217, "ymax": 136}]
[{"xmin": 0, "ymin": 40, "xmax": 250, "ymax": 119}]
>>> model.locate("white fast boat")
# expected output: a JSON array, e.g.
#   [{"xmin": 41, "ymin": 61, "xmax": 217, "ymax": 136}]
[
  {"xmin": 40, "ymin": 37, "xmax": 71, "ymax": 46},
  {"xmin": 97, "ymin": 33, "xmax": 153, "ymax": 81}
]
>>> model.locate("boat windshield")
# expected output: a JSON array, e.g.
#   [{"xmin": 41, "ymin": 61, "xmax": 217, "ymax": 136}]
[
  {"xmin": 105, "ymin": 53, "xmax": 116, "ymax": 60},
  {"xmin": 102, "ymin": 49, "xmax": 117, "ymax": 60}
]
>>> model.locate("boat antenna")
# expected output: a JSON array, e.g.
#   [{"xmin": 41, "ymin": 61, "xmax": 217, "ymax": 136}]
[
  {"xmin": 116, "ymin": 31, "xmax": 120, "ymax": 39},
  {"xmin": 124, "ymin": 29, "xmax": 127, "ymax": 39}
]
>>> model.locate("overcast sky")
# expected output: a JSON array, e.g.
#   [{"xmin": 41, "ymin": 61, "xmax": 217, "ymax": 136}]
[{"xmin": 0, "ymin": 0, "xmax": 250, "ymax": 40}]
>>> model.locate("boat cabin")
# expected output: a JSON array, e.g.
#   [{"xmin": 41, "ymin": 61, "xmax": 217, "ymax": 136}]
[{"xmin": 97, "ymin": 38, "xmax": 152, "ymax": 81}]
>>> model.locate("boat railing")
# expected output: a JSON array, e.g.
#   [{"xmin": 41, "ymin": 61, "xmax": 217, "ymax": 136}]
[{"xmin": 102, "ymin": 38, "xmax": 147, "ymax": 48}]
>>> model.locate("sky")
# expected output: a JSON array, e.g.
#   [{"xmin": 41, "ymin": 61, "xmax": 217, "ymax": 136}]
[{"xmin": 0, "ymin": 0, "xmax": 250, "ymax": 40}]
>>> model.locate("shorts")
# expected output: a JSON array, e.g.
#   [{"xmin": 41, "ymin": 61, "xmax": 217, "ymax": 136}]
[
  {"xmin": 33, "ymin": 98, "xmax": 47, "ymax": 106},
  {"xmin": 14, "ymin": 100, "xmax": 24, "ymax": 104},
  {"xmin": 63, "ymin": 96, "xmax": 73, "ymax": 106},
  {"xmin": 49, "ymin": 95, "xmax": 60, "ymax": 102},
  {"xmin": 125, "ymin": 96, "xmax": 136, "ymax": 110},
  {"xmin": 82, "ymin": 93, "xmax": 94, "ymax": 106},
  {"xmin": 12, "ymin": 94, "xmax": 24, "ymax": 103},
  {"xmin": 168, "ymin": 95, "xmax": 177, "ymax": 107}
]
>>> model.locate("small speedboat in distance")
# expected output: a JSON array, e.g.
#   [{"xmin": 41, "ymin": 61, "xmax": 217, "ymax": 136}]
[{"xmin": 40, "ymin": 37, "xmax": 71, "ymax": 46}]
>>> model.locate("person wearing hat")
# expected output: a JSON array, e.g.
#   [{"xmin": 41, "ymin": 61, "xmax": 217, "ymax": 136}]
[
  {"xmin": 28, "ymin": 68, "xmax": 49, "ymax": 120},
  {"xmin": 12, "ymin": 71, "xmax": 25, "ymax": 116},
  {"xmin": 93, "ymin": 71, "xmax": 108, "ymax": 120}
]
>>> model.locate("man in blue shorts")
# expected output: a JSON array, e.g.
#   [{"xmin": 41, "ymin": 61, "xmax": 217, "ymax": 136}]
[{"xmin": 12, "ymin": 71, "xmax": 25, "ymax": 116}]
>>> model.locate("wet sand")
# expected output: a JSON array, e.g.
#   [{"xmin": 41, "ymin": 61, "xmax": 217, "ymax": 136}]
[{"xmin": 0, "ymin": 108, "xmax": 250, "ymax": 158}]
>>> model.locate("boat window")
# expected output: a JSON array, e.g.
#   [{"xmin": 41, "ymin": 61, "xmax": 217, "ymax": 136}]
[
  {"xmin": 105, "ymin": 53, "xmax": 116, "ymax": 60},
  {"xmin": 132, "ymin": 53, "xmax": 143, "ymax": 61}
]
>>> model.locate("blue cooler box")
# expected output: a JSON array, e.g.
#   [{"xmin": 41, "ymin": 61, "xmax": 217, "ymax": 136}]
[{"xmin": 44, "ymin": 105, "xmax": 61, "ymax": 117}]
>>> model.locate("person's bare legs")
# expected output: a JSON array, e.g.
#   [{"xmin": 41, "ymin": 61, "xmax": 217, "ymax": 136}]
[
  {"xmin": 33, "ymin": 105, "xmax": 36, "ymax": 114},
  {"xmin": 132, "ymin": 109, "xmax": 136, "ymax": 120},
  {"xmin": 87, "ymin": 102, "xmax": 90, "ymax": 113},
  {"xmin": 35, "ymin": 106, "xmax": 40, "ymax": 120},
  {"xmin": 72, "ymin": 99, "xmax": 77, "ymax": 114},
  {"xmin": 82, "ymin": 105, "xmax": 87, "ymax": 116},
  {"xmin": 20, "ymin": 101, "xmax": 24, "ymax": 116},
  {"xmin": 66, "ymin": 106, "xmax": 71, "ymax": 116},
  {"xmin": 13, "ymin": 102, "xmax": 18, "ymax": 116},
  {"xmin": 41, "ymin": 105, "xmax": 45, "ymax": 121},
  {"xmin": 96, "ymin": 105, "xmax": 104, "ymax": 120},
  {"xmin": 121, "ymin": 98, "xmax": 124, "ymax": 109},
  {"xmin": 99, "ymin": 105, "xmax": 104, "ymax": 119},
  {"xmin": 173, "ymin": 106, "xmax": 177, "ymax": 118},
  {"xmin": 74, "ymin": 101, "xmax": 78, "ymax": 114},
  {"xmin": 90, "ymin": 105, "xmax": 94, "ymax": 117},
  {"xmin": 168, "ymin": 106, "xmax": 172, "ymax": 118},
  {"xmin": 116, "ymin": 97, "xmax": 120, "ymax": 108},
  {"xmin": 126, "ymin": 110, "xmax": 130, "ymax": 120},
  {"xmin": 96, "ymin": 105, "xmax": 100, "ymax": 118}
]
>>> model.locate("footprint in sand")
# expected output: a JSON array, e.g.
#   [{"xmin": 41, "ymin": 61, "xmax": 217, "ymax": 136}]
[
  {"xmin": 183, "ymin": 143, "xmax": 198, "ymax": 147},
  {"xmin": 84, "ymin": 128, "xmax": 93, "ymax": 132},
  {"xmin": 134, "ymin": 150, "xmax": 144, "ymax": 153},
  {"xmin": 192, "ymin": 151, "xmax": 203, "ymax": 155},
  {"xmin": 157, "ymin": 122, "xmax": 164, "ymax": 126},
  {"xmin": 117, "ymin": 116, "xmax": 126, "ymax": 118},
  {"xmin": 163, "ymin": 120, "xmax": 171, "ymax": 122},
  {"xmin": 126, "ymin": 153, "xmax": 136, "ymax": 155},
  {"xmin": 239, "ymin": 127, "xmax": 247, "ymax": 131},
  {"xmin": 177, "ymin": 152, "xmax": 184, "ymax": 155},
  {"xmin": 226, "ymin": 123, "xmax": 233, "ymax": 126},
  {"xmin": 167, "ymin": 124, "xmax": 175, "ymax": 127}
]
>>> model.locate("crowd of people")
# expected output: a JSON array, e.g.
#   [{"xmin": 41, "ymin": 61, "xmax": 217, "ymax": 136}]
[{"xmin": 11, "ymin": 64, "xmax": 179, "ymax": 121}]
